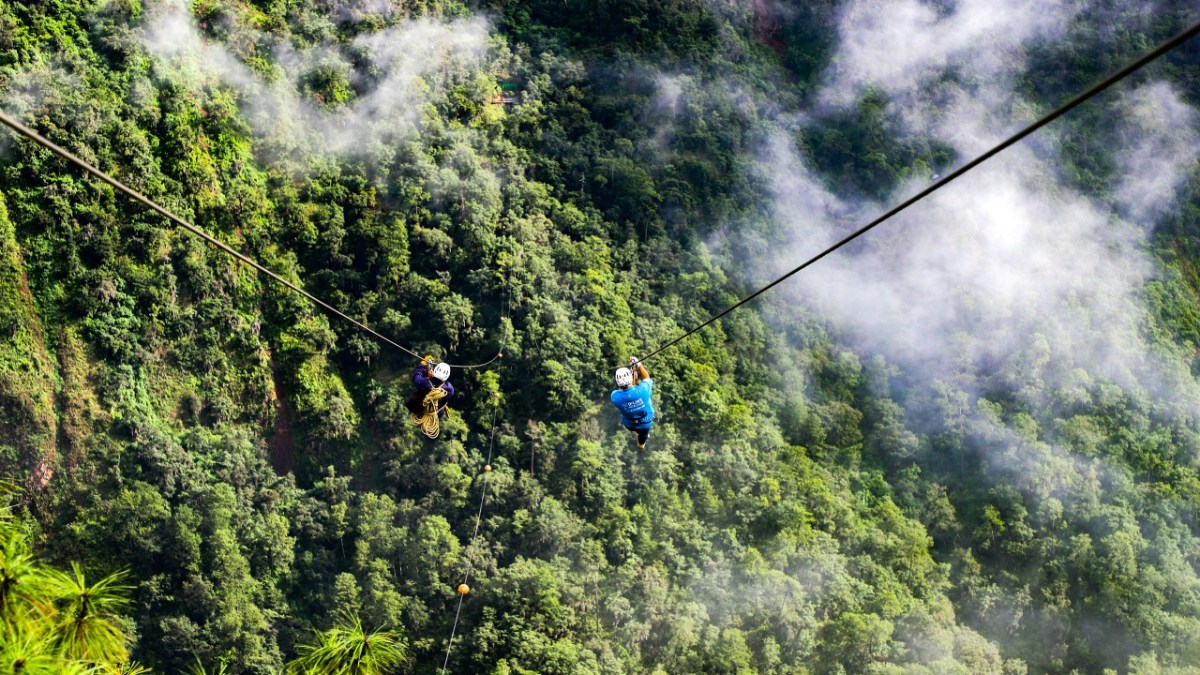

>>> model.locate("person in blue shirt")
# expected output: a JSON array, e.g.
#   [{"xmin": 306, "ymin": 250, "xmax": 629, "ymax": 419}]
[
  {"xmin": 610, "ymin": 357, "xmax": 654, "ymax": 449},
  {"xmin": 407, "ymin": 359, "xmax": 454, "ymax": 420}
]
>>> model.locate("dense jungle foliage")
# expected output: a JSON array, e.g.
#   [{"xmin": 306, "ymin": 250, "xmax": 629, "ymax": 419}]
[{"xmin": 1, "ymin": 0, "xmax": 1200, "ymax": 673}]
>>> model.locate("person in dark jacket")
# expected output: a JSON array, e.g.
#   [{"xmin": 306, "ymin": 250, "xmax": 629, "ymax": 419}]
[
  {"xmin": 407, "ymin": 359, "xmax": 454, "ymax": 419},
  {"xmin": 610, "ymin": 357, "xmax": 654, "ymax": 449}
]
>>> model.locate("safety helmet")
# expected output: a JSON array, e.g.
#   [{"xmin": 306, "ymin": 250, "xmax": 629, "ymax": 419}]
[
  {"xmin": 615, "ymin": 367, "xmax": 633, "ymax": 388},
  {"xmin": 433, "ymin": 362, "xmax": 451, "ymax": 381}
]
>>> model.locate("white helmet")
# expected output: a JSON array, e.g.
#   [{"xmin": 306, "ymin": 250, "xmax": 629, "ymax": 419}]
[
  {"xmin": 433, "ymin": 362, "xmax": 451, "ymax": 381},
  {"xmin": 615, "ymin": 367, "xmax": 633, "ymax": 388}
]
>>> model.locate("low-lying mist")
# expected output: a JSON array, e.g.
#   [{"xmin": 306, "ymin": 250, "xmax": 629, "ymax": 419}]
[{"xmin": 141, "ymin": 0, "xmax": 490, "ymax": 160}]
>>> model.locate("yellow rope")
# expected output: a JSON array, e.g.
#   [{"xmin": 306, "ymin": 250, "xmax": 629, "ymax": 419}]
[{"xmin": 411, "ymin": 386, "xmax": 450, "ymax": 439}]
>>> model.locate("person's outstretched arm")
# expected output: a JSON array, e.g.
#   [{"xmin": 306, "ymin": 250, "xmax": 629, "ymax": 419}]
[{"xmin": 630, "ymin": 357, "xmax": 649, "ymax": 384}]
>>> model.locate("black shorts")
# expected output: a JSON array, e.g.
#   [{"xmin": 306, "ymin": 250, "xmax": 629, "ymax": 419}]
[{"xmin": 625, "ymin": 426, "xmax": 650, "ymax": 446}]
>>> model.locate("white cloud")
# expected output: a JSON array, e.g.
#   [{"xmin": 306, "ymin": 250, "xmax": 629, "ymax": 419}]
[
  {"xmin": 748, "ymin": 0, "xmax": 1199, "ymax": 416},
  {"xmin": 819, "ymin": 0, "xmax": 1080, "ymax": 108},
  {"xmin": 141, "ymin": 0, "xmax": 490, "ymax": 158},
  {"xmin": 759, "ymin": 126, "xmax": 1156, "ymax": 389},
  {"xmin": 1115, "ymin": 81, "xmax": 1200, "ymax": 227}
]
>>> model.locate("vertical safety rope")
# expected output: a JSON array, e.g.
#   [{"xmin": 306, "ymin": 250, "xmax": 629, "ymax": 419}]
[{"xmin": 441, "ymin": 293, "xmax": 509, "ymax": 674}]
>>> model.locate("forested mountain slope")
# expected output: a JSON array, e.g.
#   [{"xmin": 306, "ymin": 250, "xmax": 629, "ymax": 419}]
[{"xmin": 1, "ymin": 0, "xmax": 1199, "ymax": 673}]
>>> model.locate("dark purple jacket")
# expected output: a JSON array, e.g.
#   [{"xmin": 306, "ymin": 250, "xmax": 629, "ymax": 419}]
[{"xmin": 413, "ymin": 365, "xmax": 455, "ymax": 399}]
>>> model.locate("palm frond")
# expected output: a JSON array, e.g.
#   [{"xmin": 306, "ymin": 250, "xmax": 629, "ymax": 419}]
[
  {"xmin": 287, "ymin": 616, "xmax": 408, "ymax": 675},
  {"xmin": 188, "ymin": 656, "xmax": 230, "ymax": 675},
  {"xmin": 46, "ymin": 563, "xmax": 133, "ymax": 664}
]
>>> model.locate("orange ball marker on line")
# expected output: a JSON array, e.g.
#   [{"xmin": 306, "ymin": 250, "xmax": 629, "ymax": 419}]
[{"xmin": 457, "ymin": 583, "xmax": 470, "ymax": 596}]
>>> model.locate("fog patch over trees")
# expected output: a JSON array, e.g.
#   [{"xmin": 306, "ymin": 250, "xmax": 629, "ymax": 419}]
[
  {"xmin": 141, "ymin": 0, "xmax": 490, "ymax": 158},
  {"xmin": 751, "ymin": 0, "xmax": 1200, "ymax": 413}
]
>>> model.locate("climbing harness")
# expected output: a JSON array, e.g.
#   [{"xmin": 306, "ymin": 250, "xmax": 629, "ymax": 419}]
[{"xmin": 411, "ymin": 386, "xmax": 451, "ymax": 439}]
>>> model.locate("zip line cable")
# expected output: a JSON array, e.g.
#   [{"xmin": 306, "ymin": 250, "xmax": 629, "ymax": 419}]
[
  {"xmin": 619, "ymin": 19, "xmax": 1200, "ymax": 372},
  {"xmin": 0, "ymin": 109, "xmax": 504, "ymax": 369},
  {"xmin": 441, "ymin": 294, "xmax": 509, "ymax": 674},
  {"xmin": 446, "ymin": 348, "xmax": 504, "ymax": 370}
]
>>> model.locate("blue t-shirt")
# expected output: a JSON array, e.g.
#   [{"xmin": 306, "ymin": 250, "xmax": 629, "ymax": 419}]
[{"xmin": 610, "ymin": 379, "xmax": 654, "ymax": 429}]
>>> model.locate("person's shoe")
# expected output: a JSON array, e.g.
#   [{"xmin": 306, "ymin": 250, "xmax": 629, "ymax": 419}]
[{"xmin": 637, "ymin": 441, "xmax": 646, "ymax": 450}]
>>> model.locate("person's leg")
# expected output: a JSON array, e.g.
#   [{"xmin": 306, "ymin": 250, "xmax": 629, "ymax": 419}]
[
  {"xmin": 635, "ymin": 427, "xmax": 649, "ymax": 448},
  {"xmin": 406, "ymin": 391, "xmax": 425, "ymax": 416}
]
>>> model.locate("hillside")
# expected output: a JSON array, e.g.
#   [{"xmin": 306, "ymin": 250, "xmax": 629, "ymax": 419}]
[{"xmin": 2, "ymin": 1, "xmax": 1200, "ymax": 672}]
